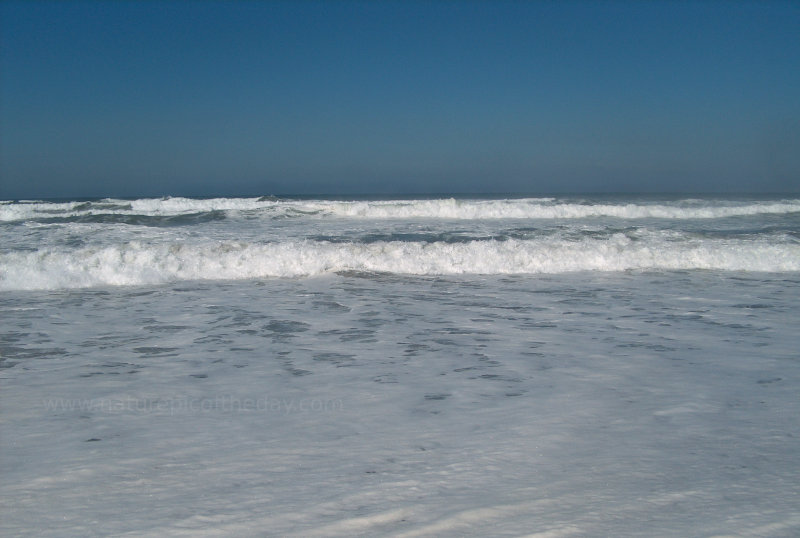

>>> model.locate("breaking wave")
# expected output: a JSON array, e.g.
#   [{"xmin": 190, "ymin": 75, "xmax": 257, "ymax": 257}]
[
  {"xmin": 2, "ymin": 197, "xmax": 800, "ymax": 223},
  {"xmin": 2, "ymin": 235, "xmax": 799, "ymax": 290}
]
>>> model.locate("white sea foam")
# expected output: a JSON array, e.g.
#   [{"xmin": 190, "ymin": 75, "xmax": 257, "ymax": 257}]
[
  {"xmin": 2, "ymin": 197, "xmax": 800, "ymax": 222},
  {"xmin": 4, "ymin": 194, "xmax": 800, "ymax": 537},
  {"xmin": 3, "ymin": 235, "xmax": 798, "ymax": 290},
  {"xmin": 303, "ymin": 198, "xmax": 800, "ymax": 220},
  {"xmin": 128, "ymin": 196, "xmax": 272, "ymax": 214}
]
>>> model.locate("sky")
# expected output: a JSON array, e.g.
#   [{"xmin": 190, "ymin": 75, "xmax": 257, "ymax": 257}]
[{"xmin": 1, "ymin": 0, "xmax": 799, "ymax": 199}]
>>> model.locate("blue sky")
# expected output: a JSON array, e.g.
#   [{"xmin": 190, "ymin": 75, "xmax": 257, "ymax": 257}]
[{"xmin": 1, "ymin": 0, "xmax": 799, "ymax": 198}]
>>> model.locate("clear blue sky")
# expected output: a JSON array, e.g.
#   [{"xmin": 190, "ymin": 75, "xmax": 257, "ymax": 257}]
[{"xmin": 1, "ymin": 0, "xmax": 799, "ymax": 198}]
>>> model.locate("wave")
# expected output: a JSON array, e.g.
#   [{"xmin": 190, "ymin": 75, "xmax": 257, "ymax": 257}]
[
  {"xmin": 2, "ymin": 197, "xmax": 800, "ymax": 222},
  {"xmin": 299, "ymin": 199, "xmax": 800, "ymax": 220},
  {"xmin": 29, "ymin": 210, "xmax": 228, "ymax": 227},
  {"xmin": 2, "ymin": 235, "xmax": 798, "ymax": 290}
]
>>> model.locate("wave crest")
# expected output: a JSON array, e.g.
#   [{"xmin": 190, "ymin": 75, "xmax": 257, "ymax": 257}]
[
  {"xmin": 2, "ymin": 236, "xmax": 798, "ymax": 290},
  {"xmin": 3, "ymin": 197, "xmax": 800, "ymax": 223}
]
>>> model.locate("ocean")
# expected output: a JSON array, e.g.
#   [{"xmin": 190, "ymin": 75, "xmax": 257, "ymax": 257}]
[{"xmin": 2, "ymin": 195, "xmax": 799, "ymax": 536}]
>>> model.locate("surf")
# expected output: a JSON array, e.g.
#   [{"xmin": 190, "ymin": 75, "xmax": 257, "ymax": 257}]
[
  {"xmin": 3, "ymin": 196, "xmax": 800, "ymax": 223},
  {"xmin": 3, "ymin": 235, "xmax": 799, "ymax": 290}
]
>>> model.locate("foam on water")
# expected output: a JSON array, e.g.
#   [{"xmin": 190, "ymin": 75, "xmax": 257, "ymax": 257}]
[
  {"xmin": 2, "ymin": 234, "xmax": 799, "ymax": 290},
  {"xmin": 2, "ymin": 197, "xmax": 800, "ymax": 222},
  {"xmin": 303, "ymin": 198, "xmax": 800, "ymax": 220},
  {"xmin": 3, "ymin": 195, "xmax": 800, "ymax": 536},
  {"xmin": 2, "ymin": 269, "xmax": 799, "ymax": 536},
  {"xmin": 2, "ymin": 196, "xmax": 799, "ymax": 290}
]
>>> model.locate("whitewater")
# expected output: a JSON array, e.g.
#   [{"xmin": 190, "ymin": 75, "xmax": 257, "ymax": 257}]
[
  {"xmin": 2, "ymin": 196, "xmax": 800, "ymax": 290},
  {"xmin": 2, "ymin": 195, "xmax": 800, "ymax": 536}
]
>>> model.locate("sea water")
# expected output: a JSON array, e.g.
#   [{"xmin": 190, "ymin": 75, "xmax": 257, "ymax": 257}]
[{"xmin": 1, "ymin": 195, "xmax": 799, "ymax": 536}]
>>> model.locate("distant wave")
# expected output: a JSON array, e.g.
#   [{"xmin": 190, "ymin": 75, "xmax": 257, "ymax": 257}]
[
  {"xmin": 3, "ymin": 234, "xmax": 798, "ymax": 290},
  {"xmin": 25, "ymin": 210, "xmax": 228, "ymax": 227},
  {"xmin": 298, "ymin": 198, "xmax": 800, "ymax": 220},
  {"xmin": 2, "ymin": 197, "xmax": 800, "ymax": 223}
]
